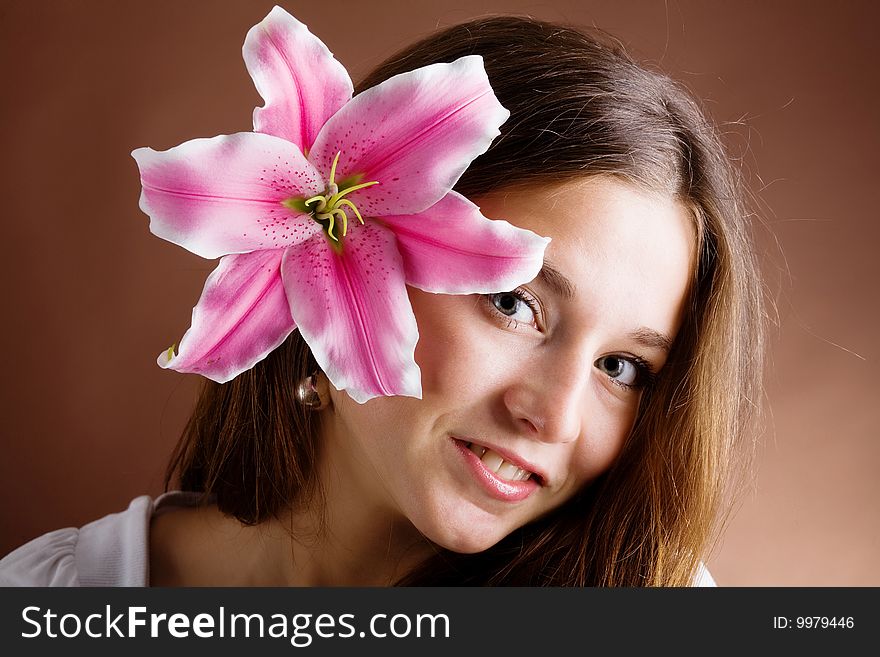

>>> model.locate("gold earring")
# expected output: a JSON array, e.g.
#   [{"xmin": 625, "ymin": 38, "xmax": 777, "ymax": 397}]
[{"xmin": 295, "ymin": 372, "xmax": 327, "ymax": 410}]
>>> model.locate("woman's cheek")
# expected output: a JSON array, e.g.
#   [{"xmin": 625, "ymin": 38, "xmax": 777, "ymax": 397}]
[
  {"xmin": 569, "ymin": 400, "xmax": 638, "ymax": 484},
  {"xmin": 416, "ymin": 326, "xmax": 484, "ymax": 398},
  {"xmin": 410, "ymin": 293, "xmax": 500, "ymax": 396}
]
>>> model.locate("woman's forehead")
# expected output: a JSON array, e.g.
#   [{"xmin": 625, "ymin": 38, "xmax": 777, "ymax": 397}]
[
  {"xmin": 482, "ymin": 177, "xmax": 695, "ymax": 266},
  {"xmin": 478, "ymin": 177, "xmax": 696, "ymax": 337}
]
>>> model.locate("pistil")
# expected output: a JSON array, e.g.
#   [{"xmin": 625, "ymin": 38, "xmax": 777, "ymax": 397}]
[{"xmin": 292, "ymin": 152, "xmax": 379, "ymax": 243}]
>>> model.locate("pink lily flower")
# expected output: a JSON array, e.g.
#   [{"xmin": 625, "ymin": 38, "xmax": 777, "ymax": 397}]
[{"xmin": 132, "ymin": 6, "xmax": 549, "ymax": 403}]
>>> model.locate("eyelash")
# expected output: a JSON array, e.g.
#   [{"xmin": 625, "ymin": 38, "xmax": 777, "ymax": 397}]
[
  {"xmin": 485, "ymin": 289, "xmax": 658, "ymax": 392},
  {"xmin": 485, "ymin": 288, "xmax": 542, "ymax": 330},
  {"xmin": 603, "ymin": 354, "xmax": 657, "ymax": 392}
]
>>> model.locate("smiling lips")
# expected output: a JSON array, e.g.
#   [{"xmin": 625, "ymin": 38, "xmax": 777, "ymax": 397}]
[
  {"xmin": 465, "ymin": 442, "xmax": 534, "ymax": 482},
  {"xmin": 453, "ymin": 438, "xmax": 543, "ymax": 502}
]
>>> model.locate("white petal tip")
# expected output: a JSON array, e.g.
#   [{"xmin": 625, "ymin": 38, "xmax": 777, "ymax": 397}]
[
  {"xmin": 130, "ymin": 147, "xmax": 153, "ymax": 163},
  {"xmin": 156, "ymin": 345, "xmax": 176, "ymax": 369}
]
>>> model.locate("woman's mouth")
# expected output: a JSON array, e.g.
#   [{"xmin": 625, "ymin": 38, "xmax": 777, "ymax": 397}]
[
  {"xmin": 452, "ymin": 438, "xmax": 543, "ymax": 502},
  {"xmin": 464, "ymin": 442, "xmax": 535, "ymax": 482}
]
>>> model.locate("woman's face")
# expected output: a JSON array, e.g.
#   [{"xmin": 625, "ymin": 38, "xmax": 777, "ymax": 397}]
[{"xmin": 325, "ymin": 177, "xmax": 696, "ymax": 553}]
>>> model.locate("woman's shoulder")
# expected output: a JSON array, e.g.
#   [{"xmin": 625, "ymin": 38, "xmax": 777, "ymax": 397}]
[
  {"xmin": 148, "ymin": 492, "xmax": 260, "ymax": 586},
  {"xmin": 0, "ymin": 491, "xmax": 203, "ymax": 587}
]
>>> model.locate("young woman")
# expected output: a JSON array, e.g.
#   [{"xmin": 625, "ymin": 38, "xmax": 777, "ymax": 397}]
[{"xmin": 0, "ymin": 9, "xmax": 764, "ymax": 587}]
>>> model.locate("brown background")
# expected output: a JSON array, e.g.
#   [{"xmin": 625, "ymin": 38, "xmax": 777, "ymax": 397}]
[{"xmin": 1, "ymin": 0, "xmax": 877, "ymax": 585}]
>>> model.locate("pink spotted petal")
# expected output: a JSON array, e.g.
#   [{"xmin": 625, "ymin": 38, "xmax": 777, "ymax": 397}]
[
  {"xmin": 244, "ymin": 6, "xmax": 352, "ymax": 150},
  {"xmin": 380, "ymin": 192, "xmax": 550, "ymax": 294},
  {"xmin": 308, "ymin": 55, "xmax": 509, "ymax": 217},
  {"xmin": 159, "ymin": 249, "xmax": 296, "ymax": 383},
  {"xmin": 281, "ymin": 224, "xmax": 421, "ymax": 403},
  {"xmin": 132, "ymin": 132, "xmax": 323, "ymax": 260}
]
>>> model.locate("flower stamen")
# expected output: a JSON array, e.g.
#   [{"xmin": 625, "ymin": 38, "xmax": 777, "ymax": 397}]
[
  {"xmin": 336, "ymin": 198, "xmax": 364, "ymax": 226},
  {"xmin": 293, "ymin": 151, "xmax": 379, "ymax": 242}
]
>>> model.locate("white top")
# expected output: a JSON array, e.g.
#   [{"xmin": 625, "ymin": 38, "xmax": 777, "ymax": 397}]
[
  {"xmin": 0, "ymin": 493, "xmax": 716, "ymax": 586},
  {"xmin": 0, "ymin": 492, "xmax": 201, "ymax": 586}
]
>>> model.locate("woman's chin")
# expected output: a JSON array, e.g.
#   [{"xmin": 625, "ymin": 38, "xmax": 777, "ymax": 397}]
[
  {"xmin": 415, "ymin": 512, "xmax": 515, "ymax": 554},
  {"xmin": 432, "ymin": 534, "xmax": 502, "ymax": 554}
]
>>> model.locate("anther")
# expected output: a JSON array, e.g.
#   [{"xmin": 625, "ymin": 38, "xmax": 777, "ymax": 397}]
[{"xmin": 285, "ymin": 151, "xmax": 379, "ymax": 244}]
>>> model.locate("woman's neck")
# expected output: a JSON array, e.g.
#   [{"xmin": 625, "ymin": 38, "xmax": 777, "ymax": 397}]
[
  {"xmin": 269, "ymin": 497, "xmax": 433, "ymax": 586},
  {"xmin": 150, "ymin": 494, "xmax": 433, "ymax": 587},
  {"xmin": 150, "ymin": 443, "xmax": 435, "ymax": 587}
]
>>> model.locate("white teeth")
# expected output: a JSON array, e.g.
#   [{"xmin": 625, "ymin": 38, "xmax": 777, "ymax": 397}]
[
  {"xmin": 481, "ymin": 450, "xmax": 505, "ymax": 474},
  {"xmin": 497, "ymin": 462, "xmax": 520, "ymax": 480},
  {"xmin": 467, "ymin": 443, "xmax": 534, "ymax": 483}
]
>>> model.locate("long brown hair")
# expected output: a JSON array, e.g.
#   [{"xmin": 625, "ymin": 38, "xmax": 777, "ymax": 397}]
[{"xmin": 166, "ymin": 17, "xmax": 765, "ymax": 586}]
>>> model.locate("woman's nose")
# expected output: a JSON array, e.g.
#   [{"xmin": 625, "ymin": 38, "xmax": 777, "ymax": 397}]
[{"xmin": 502, "ymin": 351, "xmax": 589, "ymax": 444}]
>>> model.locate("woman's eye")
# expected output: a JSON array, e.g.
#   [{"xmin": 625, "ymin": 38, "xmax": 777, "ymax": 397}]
[
  {"xmin": 595, "ymin": 355, "xmax": 640, "ymax": 387},
  {"xmin": 488, "ymin": 291, "xmax": 538, "ymax": 327}
]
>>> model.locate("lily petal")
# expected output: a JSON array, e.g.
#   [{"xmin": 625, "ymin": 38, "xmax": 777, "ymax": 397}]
[
  {"xmin": 380, "ymin": 192, "xmax": 550, "ymax": 294},
  {"xmin": 159, "ymin": 249, "xmax": 296, "ymax": 383},
  {"xmin": 133, "ymin": 132, "xmax": 323, "ymax": 259},
  {"xmin": 244, "ymin": 6, "xmax": 353, "ymax": 150},
  {"xmin": 281, "ymin": 224, "xmax": 421, "ymax": 403},
  {"xmin": 308, "ymin": 55, "xmax": 509, "ymax": 217}
]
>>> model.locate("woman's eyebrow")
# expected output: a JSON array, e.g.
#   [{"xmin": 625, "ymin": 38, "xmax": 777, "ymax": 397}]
[
  {"xmin": 538, "ymin": 261, "xmax": 576, "ymax": 300},
  {"xmin": 627, "ymin": 327, "xmax": 673, "ymax": 354}
]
